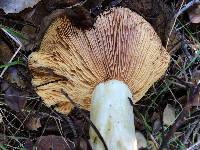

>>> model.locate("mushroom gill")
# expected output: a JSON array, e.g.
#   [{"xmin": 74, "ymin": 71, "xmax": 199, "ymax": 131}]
[{"xmin": 29, "ymin": 7, "xmax": 170, "ymax": 114}]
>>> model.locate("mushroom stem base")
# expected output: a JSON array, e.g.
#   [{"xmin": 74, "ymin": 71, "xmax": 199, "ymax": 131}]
[{"xmin": 89, "ymin": 79, "xmax": 137, "ymax": 150}]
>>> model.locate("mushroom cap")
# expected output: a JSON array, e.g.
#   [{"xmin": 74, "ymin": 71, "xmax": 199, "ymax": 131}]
[{"xmin": 28, "ymin": 7, "xmax": 170, "ymax": 114}]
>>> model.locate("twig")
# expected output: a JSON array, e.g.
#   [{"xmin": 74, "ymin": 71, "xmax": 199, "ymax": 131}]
[
  {"xmin": 149, "ymin": 133, "xmax": 159, "ymax": 149},
  {"xmin": 187, "ymin": 140, "xmax": 200, "ymax": 150},
  {"xmin": 183, "ymin": 120, "xmax": 199, "ymax": 145},
  {"xmin": 166, "ymin": 0, "xmax": 200, "ymax": 50},
  {"xmin": 181, "ymin": 38, "xmax": 193, "ymax": 61},
  {"xmin": 55, "ymin": 119, "xmax": 73, "ymax": 150},
  {"xmin": 176, "ymin": 0, "xmax": 200, "ymax": 17},
  {"xmin": 66, "ymin": 0, "xmax": 87, "ymax": 9},
  {"xmin": 192, "ymin": 121, "xmax": 200, "ymax": 142},
  {"xmin": 167, "ymin": 75, "xmax": 193, "ymax": 88},
  {"xmin": 61, "ymin": 89, "xmax": 108, "ymax": 150},
  {"xmin": 0, "ymin": 28, "xmax": 22, "ymax": 78},
  {"xmin": 166, "ymin": 0, "xmax": 185, "ymax": 50}
]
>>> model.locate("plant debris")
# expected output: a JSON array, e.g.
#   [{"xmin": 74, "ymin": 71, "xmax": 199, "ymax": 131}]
[
  {"xmin": 0, "ymin": 0, "xmax": 42, "ymax": 14},
  {"xmin": 1, "ymin": 80, "xmax": 27, "ymax": 111},
  {"xmin": 35, "ymin": 135, "xmax": 73, "ymax": 150},
  {"xmin": 163, "ymin": 104, "xmax": 176, "ymax": 126},
  {"xmin": 0, "ymin": 0, "xmax": 200, "ymax": 149}
]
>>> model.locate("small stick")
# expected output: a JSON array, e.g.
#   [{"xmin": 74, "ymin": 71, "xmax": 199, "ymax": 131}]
[
  {"xmin": 183, "ymin": 120, "xmax": 199, "ymax": 145},
  {"xmin": 187, "ymin": 140, "xmax": 200, "ymax": 150},
  {"xmin": 61, "ymin": 89, "xmax": 108, "ymax": 150},
  {"xmin": 165, "ymin": 0, "xmax": 185, "ymax": 50},
  {"xmin": 176, "ymin": 0, "xmax": 200, "ymax": 17},
  {"xmin": 149, "ymin": 134, "xmax": 159, "ymax": 149},
  {"xmin": 167, "ymin": 75, "xmax": 194, "ymax": 87}
]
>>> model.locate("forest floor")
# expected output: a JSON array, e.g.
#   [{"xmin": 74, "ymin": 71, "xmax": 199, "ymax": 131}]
[{"xmin": 0, "ymin": 0, "xmax": 200, "ymax": 149}]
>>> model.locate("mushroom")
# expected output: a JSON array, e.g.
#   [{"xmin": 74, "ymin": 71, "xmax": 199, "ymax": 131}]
[{"xmin": 28, "ymin": 7, "xmax": 170, "ymax": 150}]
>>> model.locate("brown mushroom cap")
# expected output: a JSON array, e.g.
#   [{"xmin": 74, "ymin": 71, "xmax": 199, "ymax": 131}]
[{"xmin": 28, "ymin": 7, "xmax": 170, "ymax": 114}]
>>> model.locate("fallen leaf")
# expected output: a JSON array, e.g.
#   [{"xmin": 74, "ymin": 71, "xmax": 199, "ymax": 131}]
[
  {"xmin": 135, "ymin": 131, "xmax": 147, "ymax": 149},
  {"xmin": 0, "ymin": 40, "xmax": 13, "ymax": 64},
  {"xmin": 36, "ymin": 135, "xmax": 72, "ymax": 150},
  {"xmin": 163, "ymin": 104, "xmax": 176, "ymax": 126},
  {"xmin": 188, "ymin": 4, "xmax": 200, "ymax": 23},
  {"xmin": 21, "ymin": 25, "xmax": 37, "ymax": 52},
  {"xmin": 25, "ymin": 115, "xmax": 41, "ymax": 131},
  {"xmin": 74, "ymin": 137, "xmax": 89, "ymax": 150},
  {"xmin": 0, "ymin": 0, "xmax": 42, "ymax": 14},
  {"xmin": 5, "ymin": 67, "xmax": 26, "ymax": 88},
  {"xmin": 1, "ymin": 80, "xmax": 27, "ymax": 111},
  {"xmin": 0, "ymin": 39, "xmax": 30, "ymax": 89},
  {"xmin": 45, "ymin": 0, "xmax": 82, "ymax": 11}
]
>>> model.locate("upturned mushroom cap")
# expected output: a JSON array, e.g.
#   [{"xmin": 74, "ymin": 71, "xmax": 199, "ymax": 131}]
[{"xmin": 28, "ymin": 7, "xmax": 170, "ymax": 114}]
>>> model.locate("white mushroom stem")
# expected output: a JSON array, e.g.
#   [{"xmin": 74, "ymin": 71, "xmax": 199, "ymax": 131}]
[{"xmin": 89, "ymin": 79, "xmax": 137, "ymax": 150}]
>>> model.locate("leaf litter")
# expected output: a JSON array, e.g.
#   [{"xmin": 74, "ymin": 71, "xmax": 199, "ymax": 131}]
[
  {"xmin": 0, "ymin": 0, "xmax": 42, "ymax": 14},
  {"xmin": 0, "ymin": 0, "xmax": 200, "ymax": 149}
]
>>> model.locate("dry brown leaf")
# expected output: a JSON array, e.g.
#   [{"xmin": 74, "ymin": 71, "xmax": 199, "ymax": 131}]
[
  {"xmin": 75, "ymin": 137, "xmax": 89, "ymax": 150},
  {"xmin": 36, "ymin": 135, "xmax": 72, "ymax": 150},
  {"xmin": 1, "ymin": 81, "xmax": 27, "ymax": 111},
  {"xmin": 0, "ymin": 40, "xmax": 13, "ymax": 64}
]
